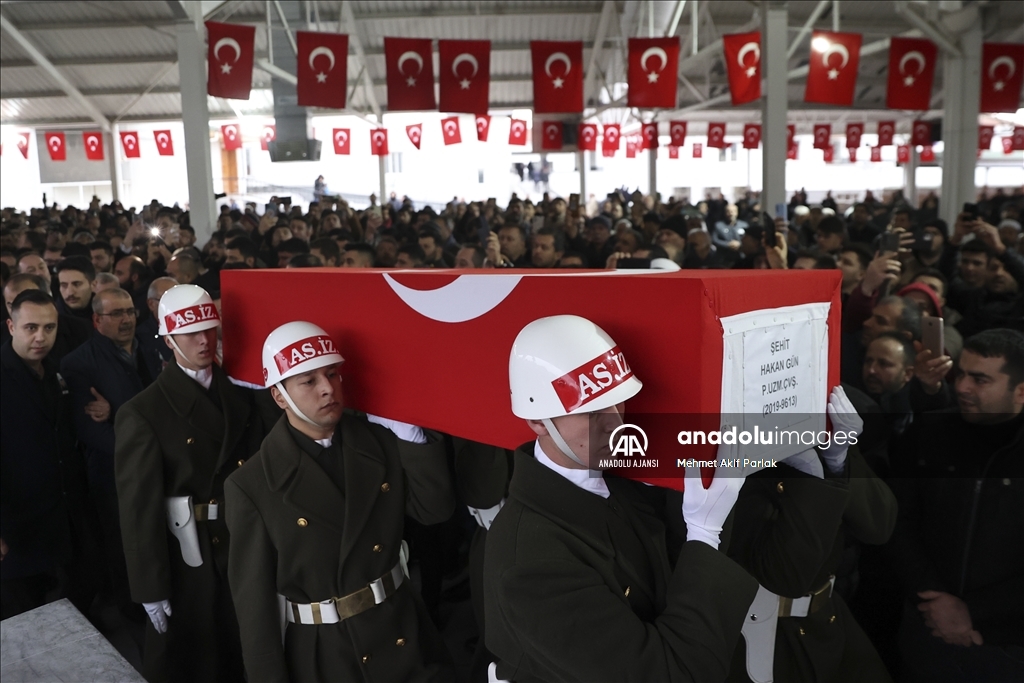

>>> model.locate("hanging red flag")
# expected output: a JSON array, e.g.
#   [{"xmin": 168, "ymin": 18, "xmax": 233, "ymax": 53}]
[
  {"xmin": 475, "ymin": 115, "xmax": 491, "ymax": 142},
  {"xmin": 531, "ymin": 41, "xmax": 584, "ymax": 113},
  {"xmin": 870, "ymin": 146, "xmax": 882, "ymax": 162},
  {"xmin": 813, "ymin": 124, "xmax": 831, "ymax": 150},
  {"xmin": 896, "ymin": 145, "xmax": 911, "ymax": 163},
  {"xmin": 508, "ymin": 119, "xmax": 528, "ymax": 146},
  {"xmin": 911, "ymin": 120, "xmax": 932, "ymax": 147},
  {"xmin": 221, "ymin": 124, "xmax": 242, "ymax": 151},
  {"xmin": 741, "ymin": 124, "xmax": 761, "ymax": 149},
  {"xmin": 602, "ymin": 124, "xmax": 621, "ymax": 152},
  {"xmin": 441, "ymin": 116, "xmax": 462, "ymax": 145},
  {"xmin": 626, "ymin": 137, "xmax": 637, "ymax": 158},
  {"xmin": 823, "ymin": 145, "xmax": 835, "ymax": 163},
  {"xmin": 206, "ymin": 22, "xmax": 256, "ymax": 100},
  {"xmin": 83, "ymin": 132, "xmax": 104, "ymax": 160},
  {"xmin": 787, "ymin": 142, "xmax": 798, "ymax": 160},
  {"xmin": 296, "ymin": 31, "xmax": 348, "ymax": 109},
  {"xmin": 978, "ymin": 126, "xmax": 994, "ymax": 151},
  {"xmin": 540, "ymin": 121, "xmax": 563, "ymax": 151},
  {"xmin": 886, "ymin": 37, "xmax": 937, "ymax": 111},
  {"xmin": 602, "ymin": 146, "xmax": 616, "ymax": 158},
  {"xmin": 693, "ymin": 142, "xmax": 703, "ymax": 159},
  {"xmin": 787, "ymin": 124, "xmax": 795, "ymax": 146},
  {"xmin": 627, "ymin": 38, "xmax": 680, "ymax": 108},
  {"xmin": 846, "ymin": 123, "xmax": 864, "ymax": 149},
  {"xmin": 370, "ymin": 129, "xmax": 389, "ymax": 156},
  {"xmin": 578, "ymin": 123, "xmax": 599, "ymax": 151},
  {"xmin": 707, "ymin": 122, "xmax": 727, "ymax": 149},
  {"xmin": 804, "ymin": 30, "xmax": 862, "ymax": 106},
  {"xmin": 438, "ymin": 40, "xmax": 490, "ymax": 115},
  {"xmin": 641, "ymin": 123, "xmax": 659, "ymax": 149},
  {"xmin": 920, "ymin": 145, "xmax": 935, "ymax": 162},
  {"xmin": 154, "ymin": 130, "xmax": 174, "ymax": 156},
  {"xmin": 332, "ymin": 128, "xmax": 351, "ymax": 155},
  {"xmin": 406, "ymin": 124, "xmax": 423, "ymax": 150},
  {"xmin": 723, "ymin": 31, "xmax": 761, "ymax": 105},
  {"xmin": 384, "ymin": 37, "xmax": 436, "ymax": 111},
  {"xmin": 848, "ymin": 147, "xmax": 858, "ymax": 162},
  {"xmin": 668, "ymin": 146, "xmax": 679, "ymax": 159},
  {"xmin": 120, "ymin": 131, "xmax": 141, "ymax": 158},
  {"xmin": 980, "ymin": 43, "xmax": 1024, "ymax": 113},
  {"xmin": 878, "ymin": 121, "xmax": 895, "ymax": 146},
  {"xmin": 1002, "ymin": 137, "xmax": 1015, "ymax": 154},
  {"xmin": 45, "ymin": 132, "xmax": 66, "ymax": 161},
  {"xmin": 1011, "ymin": 126, "xmax": 1024, "ymax": 151},
  {"xmin": 17, "ymin": 132, "xmax": 31, "ymax": 159},
  {"xmin": 260, "ymin": 125, "xmax": 276, "ymax": 151},
  {"xmin": 669, "ymin": 121, "xmax": 687, "ymax": 147}
]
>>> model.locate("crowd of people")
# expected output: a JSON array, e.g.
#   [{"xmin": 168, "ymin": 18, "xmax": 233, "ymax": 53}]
[{"xmin": 1, "ymin": 184, "xmax": 1022, "ymax": 683}]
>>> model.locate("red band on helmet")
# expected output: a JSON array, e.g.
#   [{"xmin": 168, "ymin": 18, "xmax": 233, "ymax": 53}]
[
  {"xmin": 551, "ymin": 345, "xmax": 633, "ymax": 412},
  {"xmin": 164, "ymin": 303, "xmax": 220, "ymax": 332},
  {"xmin": 274, "ymin": 335, "xmax": 339, "ymax": 374}
]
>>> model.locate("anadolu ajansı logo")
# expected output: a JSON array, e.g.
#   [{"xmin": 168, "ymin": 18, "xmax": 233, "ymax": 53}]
[{"xmin": 608, "ymin": 423, "xmax": 649, "ymax": 458}]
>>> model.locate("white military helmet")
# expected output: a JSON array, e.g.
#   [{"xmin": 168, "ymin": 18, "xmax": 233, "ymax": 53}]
[
  {"xmin": 262, "ymin": 321, "xmax": 344, "ymax": 426},
  {"xmin": 158, "ymin": 284, "xmax": 220, "ymax": 336}
]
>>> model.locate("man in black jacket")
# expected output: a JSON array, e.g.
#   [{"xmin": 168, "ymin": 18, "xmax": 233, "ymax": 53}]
[
  {"xmin": 135, "ymin": 276, "xmax": 177, "ymax": 379},
  {"xmin": 3, "ymin": 273, "xmax": 91, "ymax": 365},
  {"xmin": 889, "ymin": 329, "xmax": 1024, "ymax": 682}
]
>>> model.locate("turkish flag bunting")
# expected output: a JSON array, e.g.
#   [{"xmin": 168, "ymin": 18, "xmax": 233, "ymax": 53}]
[
  {"xmin": 531, "ymin": 41, "xmax": 584, "ymax": 113},
  {"xmin": 206, "ymin": 22, "xmax": 256, "ymax": 100},
  {"xmin": 911, "ymin": 120, "xmax": 932, "ymax": 147},
  {"xmin": 886, "ymin": 37, "xmax": 937, "ymax": 111},
  {"xmin": 641, "ymin": 123, "xmax": 659, "ymax": 150},
  {"xmin": 627, "ymin": 38, "xmax": 680, "ymax": 108},
  {"xmin": 370, "ymin": 129, "xmax": 389, "ymax": 156},
  {"xmin": 45, "ymin": 133, "xmax": 65, "ymax": 161},
  {"xmin": 742, "ymin": 124, "xmax": 761, "ymax": 149},
  {"xmin": 707, "ymin": 122, "xmax": 727, "ymax": 149},
  {"xmin": 878, "ymin": 121, "xmax": 895, "ymax": 146},
  {"xmin": 920, "ymin": 145, "xmax": 935, "ymax": 162},
  {"xmin": 297, "ymin": 31, "xmax": 348, "ymax": 109},
  {"xmin": 787, "ymin": 142, "xmax": 798, "ymax": 160},
  {"xmin": 897, "ymin": 145, "xmax": 911, "ymax": 163},
  {"xmin": 578, "ymin": 123, "xmax": 599, "ymax": 151},
  {"xmin": 823, "ymin": 145, "xmax": 834, "ymax": 163},
  {"xmin": 120, "ymin": 131, "xmax": 141, "ymax": 158},
  {"xmin": 848, "ymin": 147, "xmax": 858, "ymax": 162},
  {"xmin": 626, "ymin": 137, "xmax": 637, "ymax": 158},
  {"xmin": 541, "ymin": 122, "xmax": 563, "ymax": 151},
  {"xmin": 154, "ymin": 130, "xmax": 174, "ymax": 156},
  {"xmin": 439, "ymin": 40, "xmax": 490, "ymax": 115},
  {"xmin": 1012, "ymin": 126, "xmax": 1024, "ymax": 151},
  {"xmin": 332, "ymin": 128, "xmax": 351, "ymax": 155},
  {"xmin": 384, "ymin": 37, "xmax": 436, "ymax": 111},
  {"xmin": 602, "ymin": 146, "xmax": 615, "ymax": 157},
  {"xmin": 508, "ymin": 119, "xmax": 528, "ymax": 146},
  {"xmin": 221, "ymin": 124, "xmax": 242, "ymax": 151},
  {"xmin": 813, "ymin": 124, "xmax": 831, "ymax": 150},
  {"xmin": 870, "ymin": 146, "xmax": 882, "ymax": 162},
  {"xmin": 693, "ymin": 142, "xmax": 703, "ymax": 159},
  {"xmin": 1002, "ymin": 137, "xmax": 1015, "ymax": 154},
  {"xmin": 804, "ymin": 30, "xmax": 862, "ymax": 106},
  {"xmin": 602, "ymin": 124, "xmax": 621, "ymax": 152},
  {"xmin": 980, "ymin": 43, "xmax": 1024, "ymax": 113},
  {"xmin": 17, "ymin": 132, "xmax": 30, "ymax": 159},
  {"xmin": 668, "ymin": 146, "xmax": 679, "ymax": 159},
  {"xmin": 787, "ymin": 124, "xmax": 796, "ymax": 148},
  {"xmin": 723, "ymin": 31, "xmax": 761, "ymax": 105},
  {"xmin": 83, "ymin": 132, "xmax": 104, "ymax": 160},
  {"xmin": 441, "ymin": 117, "xmax": 462, "ymax": 145},
  {"xmin": 846, "ymin": 123, "xmax": 864, "ymax": 149},
  {"xmin": 475, "ymin": 115, "xmax": 491, "ymax": 142},
  {"xmin": 669, "ymin": 121, "xmax": 687, "ymax": 147},
  {"xmin": 260, "ymin": 125, "xmax": 276, "ymax": 151},
  {"xmin": 978, "ymin": 126, "xmax": 994, "ymax": 151},
  {"xmin": 406, "ymin": 124, "xmax": 422, "ymax": 150}
]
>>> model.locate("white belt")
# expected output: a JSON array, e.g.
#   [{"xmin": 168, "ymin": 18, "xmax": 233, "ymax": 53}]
[{"xmin": 468, "ymin": 499, "xmax": 505, "ymax": 530}]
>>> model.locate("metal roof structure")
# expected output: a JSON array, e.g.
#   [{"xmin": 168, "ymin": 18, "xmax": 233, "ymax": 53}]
[{"xmin": 1, "ymin": 1, "xmax": 1022, "ymax": 129}]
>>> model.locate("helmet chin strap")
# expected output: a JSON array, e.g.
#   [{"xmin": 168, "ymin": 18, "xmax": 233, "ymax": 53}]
[
  {"xmin": 276, "ymin": 382, "xmax": 320, "ymax": 427},
  {"xmin": 541, "ymin": 418, "xmax": 589, "ymax": 468}
]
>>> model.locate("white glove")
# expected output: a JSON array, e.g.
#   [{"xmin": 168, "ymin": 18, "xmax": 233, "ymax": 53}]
[
  {"xmin": 782, "ymin": 448, "xmax": 824, "ymax": 478},
  {"xmin": 820, "ymin": 386, "xmax": 863, "ymax": 474},
  {"xmin": 365, "ymin": 414, "xmax": 427, "ymax": 444},
  {"xmin": 143, "ymin": 600, "xmax": 172, "ymax": 633},
  {"xmin": 682, "ymin": 448, "xmax": 745, "ymax": 550}
]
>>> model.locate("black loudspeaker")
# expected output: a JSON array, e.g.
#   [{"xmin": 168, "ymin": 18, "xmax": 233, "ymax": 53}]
[
  {"xmin": 267, "ymin": 139, "xmax": 322, "ymax": 162},
  {"xmin": 930, "ymin": 121, "xmax": 942, "ymax": 144}
]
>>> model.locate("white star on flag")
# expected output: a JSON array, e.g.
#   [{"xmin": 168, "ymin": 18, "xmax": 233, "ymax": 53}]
[
  {"xmin": 828, "ymin": 68, "xmax": 839, "ymax": 80},
  {"xmin": 647, "ymin": 72, "xmax": 659, "ymax": 83},
  {"xmin": 552, "ymin": 77, "xmax": 564, "ymax": 88},
  {"xmin": 221, "ymin": 63, "xmax": 232, "ymax": 74},
  {"xmin": 904, "ymin": 76, "xmax": 915, "ymax": 86},
  {"xmin": 316, "ymin": 72, "xmax": 327, "ymax": 83},
  {"xmin": 406, "ymin": 77, "xmax": 416, "ymax": 86},
  {"xmin": 746, "ymin": 66, "xmax": 757, "ymax": 77},
  {"xmin": 994, "ymin": 81, "xmax": 1004, "ymax": 91},
  {"xmin": 460, "ymin": 79, "xmax": 470, "ymax": 89}
]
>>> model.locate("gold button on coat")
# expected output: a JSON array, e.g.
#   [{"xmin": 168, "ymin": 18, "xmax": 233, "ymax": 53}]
[
  {"xmin": 829, "ymin": 615, "xmax": 837, "ymax": 623},
  {"xmin": 396, "ymin": 638, "xmax": 405, "ymax": 647},
  {"xmin": 380, "ymin": 482, "xmax": 390, "ymax": 492},
  {"xmin": 297, "ymin": 518, "xmax": 308, "ymax": 527},
  {"xmin": 373, "ymin": 544, "xmax": 383, "ymax": 553},
  {"xmin": 210, "ymin": 498, "xmax": 217, "ymax": 505},
  {"xmin": 624, "ymin": 586, "xmax": 630, "ymax": 597},
  {"xmin": 211, "ymin": 537, "xmax": 220, "ymax": 545},
  {"xmin": 186, "ymin": 437, "xmax": 195, "ymax": 445},
  {"xmin": 776, "ymin": 482, "xmax": 785, "ymax": 494},
  {"xmin": 361, "ymin": 655, "xmax": 371, "ymax": 664},
  {"xmin": 237, "ymin": 459, "xmax": 245, "ymax": 467},
  {"xmin": 798, "ymin": 627, "xmax": 806, "ymax": 635}
]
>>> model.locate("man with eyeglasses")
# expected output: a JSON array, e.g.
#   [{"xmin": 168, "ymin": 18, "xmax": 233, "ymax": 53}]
[{"xmin": 60, "ymin": 288, "xmax": 153, "ymax": 615}]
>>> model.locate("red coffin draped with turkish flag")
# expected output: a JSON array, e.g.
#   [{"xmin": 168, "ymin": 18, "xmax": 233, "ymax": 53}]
[
  {"xmin": 83, "ymin": 132, "xmax": 104, "ymax": 160},
  {"xmin": 508, "ymin": 119, "xmax": 528, "ymax": 146},
  {"xmin": 297, "ymin": 31, "xmax": 348, "ymax": 109},
  {"xmin": 603, "ymin": 124, "xmax": 621, "ymax": 152},
  {"xmin": 886, "ymin": 37, "xmax": 937, "ymax": 111},
  {"xmin": 531, "ymin": 41, "xmax": 583, "ymax": 113},
  {"xmin": 120, "ymin": 131, "xmax": 141, "ymax": 158},
  {"xmin": 978, "ymin": 126, "xmax": 994, "ymax": 151},
  {"xmin": 980, "ymin": 43, "xmax": 1024, "ymax": 113},
  {"xmin": 845, "ymin": 123, "xmax": 864, "ymax": 149},
  {"xmin": 541, "ymin": 121, "xmax": 562, "ymax": 150},
  {"xmin": 911, "ymin": 120, "xmax": 932, "ymax": 147},
  {"xmin": 641, "ymin": 123, "xmax": 659, "ymax": 150},
  {"xmin": 628, "ymin": 38, "xmax": 680, "ymax": 108},
  {"xmin": 742, "ymin": 124, "xmax": 761, "ymax": 149},
  {"xmin": 206, "ymin": 22, "xmax": 256, "ymax": 100},
  {"xmin": 439, "ymin": 40, "xmax": 490, "ymax": 115},
  {"xmin": 669, "ymin": 121, "xmax": 687, "ymax": 147},
  {"xmin": 441, "ymin": 117, "xmax": 462, "ymax": 145},
  {"xmin": 723, "ymin": 31, "xmax": 762, "ymax": 106},
  {"xmin": 370, "ymin": 129, "xmax": 389, "ymax": 156},
  {"xmin": 220, "ymin": 269, "xmax": 842, "ymax": 489},
  {"xmin": 17, "ymin": 132, "xmax": 31, "ymax": 159},
  {"xmin": 804, "ymin": 30, "xmax": 862, "ymax": 106},
  {"xmin": 406, "ymin": 124, "xmax": 422, "ymax": 150},
  {"xmin": 578, "ymin": 123, "xmax": 598, "ymax": 151},
  {"xmin": 813, "ymin": 124, "xmax": 831, "ymax": 150},
  {"xmin": 221, "ymin": 124, "xmax": 242, "ymax": 151},
  {"xmin": 384, "ymin": 37, "xmax": 436, "ymax": 111},
  {"xmin": 475, "ymin": 115, "xmax": 491, "ymax": 142},
  {"xmin": 707, "ymin": 122, "xmax": 727, "ymax": 149},
  {"xmin": 260, "ymin": 125, "xmax": 276, "ymax": 151},
  {"xmin": 878, "ymin": 121, "xmax": 895, "ymax": 146},
  {"xmin": 332, "ymin": 128, "xmax": 351, "ymax": 155},
  {"xmin": 154, "ymin": 130, "xmax": 174, "ymax": 156}
]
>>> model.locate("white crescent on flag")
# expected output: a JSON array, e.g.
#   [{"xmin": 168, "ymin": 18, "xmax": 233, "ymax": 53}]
[
  {"xmin": 606, "ymin": 127, "xmax": 619, "ymax": 142},
  {"xmin": 451, "ymin": 53, "xmax": 479, "ymax": 78},
  {"xmin": 124, "ymin": 134, "xmax": 137, "ymax": 148},
  {"xmin": 262, "ymin": 127, "xmax": 275, "ymax": 141},
  {"xmin": 640, "ymin": 46, "xmax": 668, "ymax": 72},
  {"xmin": 156, "ymin": 132, "xmax": 170, "ymax": 146},
  {"xmin": 737, "ymin": 42, "xmax": 760, "ymax": 74},
  {"xmin": 397, "ymin": 51, "xmax": 424, "ymax": 75},
  {"xmin": 372, "ymin": 131, "xmax": 386, "ymax": 144},
  {"xmin": 48, "ymin": 136, "xmax": 61, "ymax": 150},
  {"xmin": 511, "ymin": 120, "xmax": 526, "ymax": 136},
  {"xmin": 86, "ymin": 134, "xmax": 99, "ymax": 149},
  {"xmin": 444, "ymin": 120, "xmax": 458, "ymax": 135},
  {"xmin": 899, "ymin": 51, "xmax": 925, "ymax": 76},
  {"xmin": 670, "ymin": 123, "xmax": 685, "ymax": 138},
  {"xmin": 988, "ymin": 55, "xmax": 1016, "ymax": 80},
  {"xmin": 335, "ymin": 130, "xmax": 348, "ymax": 144},
  {"xmin": 214, "ymin": 37, "xmax": 242, "ymax": 63},
  {"xmin": 545, "ymin": 123, "xmax": 559, "ymax": 138},
  {"xmin": 545, "ymin": 52, "xmax": 572, "ymax": 77},
  {"xmin": 880, "ymin": 123, "xmax": 894, "ymax": 135},
  {"xmin": 308, "ymin": 46, "xmax": 336, "ymax": 71},
  {"xmin": 582, "ymin": 127, "xmax": 594, "ymax": 141},
  {"xmin": 382, "ymin": 274, "xmax": 523, "ymax": 323},
  {"xmin": 225, "ymin": 126, "xmax": 237, "ymax": 140},
  {"xmin": 821, "ymin": 43, "xmax": 850, "ymax": 69},
  {"xmin": 476, "ymin": 117, "xmax": 488, "ymax": 132}
]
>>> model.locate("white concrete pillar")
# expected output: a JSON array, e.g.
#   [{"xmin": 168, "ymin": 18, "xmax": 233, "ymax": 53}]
[
  {"xmin": 761, "ymin": 3, "xmax": 789, "ymax": 213},
  {"xmin": 175, "ymin": 16, "xmax": 217, "ymax": 245},
  {"xmin": 939, "ymin": 20, "xmax": 982, "ymax": 228}
]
